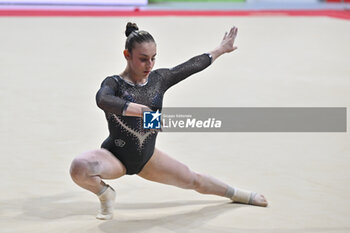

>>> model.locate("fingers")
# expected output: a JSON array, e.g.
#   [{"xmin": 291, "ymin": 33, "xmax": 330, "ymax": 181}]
[
  {"xmin": 223, "ymin": 26, "xmax": 238, "ymax": 42},
  {"xmin": 228, "ymin": 26, "xmax": 238, "ymax": 38},
  {"xmin": 223, "ymin": 31, "xmax": 227, "ymax": 40},
  {"xmin": 228, "ymin": 27, "xmax": 234, "ymax": 37},
  {"xmin": 220, "ymin": 26, "xmax": 238, "ymax": 53}
]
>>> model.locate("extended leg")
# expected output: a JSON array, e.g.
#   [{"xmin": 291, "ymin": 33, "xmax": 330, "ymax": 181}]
[{"xmin": 138, "ymin": 148, "xmax": 267, "ymax": 207}]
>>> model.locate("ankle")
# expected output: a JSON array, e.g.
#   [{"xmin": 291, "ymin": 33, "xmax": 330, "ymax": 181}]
[
  {"xmin": 97, "ymin": 185, "xmax": 108, "ymax": 196},
  {"xmin": 224, "ymin": 186, "xmax": 235, "ymax": 199}
]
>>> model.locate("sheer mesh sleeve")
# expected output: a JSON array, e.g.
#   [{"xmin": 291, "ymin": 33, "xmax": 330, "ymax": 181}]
[
  {"xmin": 157, "ymin": 53, "xmax": 211, "ymax": 90},
  {"xmin": 96, "ymin": 77, "xmax": 128, "ymax": 115}
]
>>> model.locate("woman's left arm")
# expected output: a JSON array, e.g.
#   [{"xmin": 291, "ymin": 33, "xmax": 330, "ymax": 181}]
[{"xmin": 159, "ymin": 26, "xmax": 238, "ymax": 89}]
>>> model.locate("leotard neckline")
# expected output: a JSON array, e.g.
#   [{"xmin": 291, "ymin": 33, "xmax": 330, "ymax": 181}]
[{"xmin": 117, "ymin": 74, "xmax": 149, "ymax": 87}]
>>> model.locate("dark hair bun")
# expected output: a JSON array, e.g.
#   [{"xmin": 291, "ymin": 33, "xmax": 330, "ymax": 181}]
[{"xmin": 125, "ymin": 22, "xmax": 139, "ymax": 37}]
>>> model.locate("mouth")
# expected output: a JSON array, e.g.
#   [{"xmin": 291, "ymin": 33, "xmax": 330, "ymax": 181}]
[{"xmin": 144, "ymin": 71, "xmax": 151, "ymax": 74}]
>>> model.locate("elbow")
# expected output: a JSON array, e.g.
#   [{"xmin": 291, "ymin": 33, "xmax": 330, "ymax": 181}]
[
  {"xmin": 96, "ymin": 99, "xmax": 103, "ymax": 109},
  {"xmin": 96, "ymin": 93, "xmax": 105, "ymax": 109}
]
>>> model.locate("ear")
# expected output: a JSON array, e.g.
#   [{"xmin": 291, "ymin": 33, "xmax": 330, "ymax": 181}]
[{"xmin": 123, "ymin": 49, "xmax": 131, "ymax": 60}]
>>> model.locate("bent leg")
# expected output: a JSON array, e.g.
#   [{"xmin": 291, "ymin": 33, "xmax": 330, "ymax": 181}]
[
  {"xmin": 69, "ymin": 148, "xmax": 126, "ymax": 195},
  {"xmin": 70, "ymin": 148, "xmax": 126, "ymax": 220},
  {"xmin": 138, "ymin": 148, "xmax": 267, "ymax": 207}
]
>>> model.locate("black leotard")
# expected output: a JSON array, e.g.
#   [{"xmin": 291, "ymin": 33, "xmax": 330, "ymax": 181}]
[{"xmin": 96, "ymin": 53, "xmax": 211, "ymax": 175}]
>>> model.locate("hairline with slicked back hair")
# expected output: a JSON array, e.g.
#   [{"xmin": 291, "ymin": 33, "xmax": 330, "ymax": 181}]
[{"xmin": 125, "ymin": 22, "xmax": 156, "ymax": 54}]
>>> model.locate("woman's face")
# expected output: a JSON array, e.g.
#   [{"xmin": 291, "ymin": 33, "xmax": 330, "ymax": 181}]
[{"xmin": 127, "ymin": 41, "xmax": 156, "ymax": 78}]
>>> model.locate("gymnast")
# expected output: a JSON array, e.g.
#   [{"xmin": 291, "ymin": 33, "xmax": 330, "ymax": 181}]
[{"xmin": 70, "ymin": 22, "xmax": 268, "ymax": 220}]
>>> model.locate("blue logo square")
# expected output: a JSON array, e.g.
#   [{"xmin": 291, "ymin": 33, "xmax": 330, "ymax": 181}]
[{"xmin": 143, "ymin": 110, "xmax": 161, "ymax": 129}]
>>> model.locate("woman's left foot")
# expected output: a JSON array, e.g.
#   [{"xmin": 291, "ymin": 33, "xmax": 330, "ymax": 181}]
[
  {"xmin": 250, "ymin": 193, "xmax": 268, "ymax": 207},
  {"xmin": 227, "ymin": 187, "xmax": 268, "ymax": 207}
]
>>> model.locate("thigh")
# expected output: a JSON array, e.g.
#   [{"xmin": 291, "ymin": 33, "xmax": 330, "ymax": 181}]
[
  {"xmin": 138, "ymin": 148, "xmax": 196, "ymax": 189},
  {"xmin": 74, "ymin": 148, "xmax": 126, "ymax": 179}
]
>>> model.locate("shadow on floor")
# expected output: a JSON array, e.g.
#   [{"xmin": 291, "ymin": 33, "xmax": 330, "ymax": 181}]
[
  {"xmin": 4, "ymin": 193, "xmax": 349, "ymax": 233},
  {"xmin": 13, "ymin": 192, "xmax": 235, "ymax": 220},
  {"xmin": 97, "ymin": 202, "xmax": 239, "ymax": 233}
]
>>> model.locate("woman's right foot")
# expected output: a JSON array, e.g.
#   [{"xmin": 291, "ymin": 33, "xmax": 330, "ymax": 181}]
[{"xmin": 96, "ymin": 185, "xmax": 116, "ymax": 220}]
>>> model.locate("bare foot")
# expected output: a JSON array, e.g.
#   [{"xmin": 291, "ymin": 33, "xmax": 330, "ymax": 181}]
[{"xmin": 251, "ymin": 193, "xmax": 268, "ymax": 207}]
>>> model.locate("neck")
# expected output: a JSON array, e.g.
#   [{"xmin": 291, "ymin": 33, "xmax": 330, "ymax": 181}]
[{"xmin": 120, "ymin": 67, "xmax": 147, "ymax": 85}]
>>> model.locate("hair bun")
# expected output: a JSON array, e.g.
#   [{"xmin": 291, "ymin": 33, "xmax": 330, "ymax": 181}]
[{"xmin": 125, "ymin": 22, "xmax": 139, "ymax": 37}]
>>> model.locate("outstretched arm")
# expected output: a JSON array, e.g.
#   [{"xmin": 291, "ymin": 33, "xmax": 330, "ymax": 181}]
[
  {"xmin": 209, "ymin": 26, "xmax": 238, "ymax": 63},
  {"xmin": 159, "ymin": 26, "xmax": 238, "ymax": 89}
]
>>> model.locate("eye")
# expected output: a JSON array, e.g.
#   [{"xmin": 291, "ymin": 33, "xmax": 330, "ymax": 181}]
[{"xmin": 151, "ymin": 57, "xmax": 156, "ymax": 61}]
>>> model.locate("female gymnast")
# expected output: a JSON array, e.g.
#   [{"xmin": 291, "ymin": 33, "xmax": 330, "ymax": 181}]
[{"xmin": 70, "ymin": 22, "xmax": 268, "ymax": 220}]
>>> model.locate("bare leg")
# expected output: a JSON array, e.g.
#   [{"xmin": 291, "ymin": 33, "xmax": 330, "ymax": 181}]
[
  {"xmin": 139, "ymin": 148, "xmax": 228, "ymax": 196},
  {"xmin": 138, "ymin": 148, "xmax": 268, "ymax": 207},
  {"xmin": 70, "ymin": 148, "xmax": 127, "ymax": 220},
  {"xmin": 70, "ymin": 148, "xmax": 126, "ymax": 194}
]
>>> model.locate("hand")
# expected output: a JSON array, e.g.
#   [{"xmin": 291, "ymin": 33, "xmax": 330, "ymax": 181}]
[
  {"xmin": 209, "ymin": 26, "xmax": 238, "ymax": 63},
  {"xmin": 124, "ymin": 102, "xmax": 152, "ymax": 117},
  {"xmin": 220, "ymin": 26, "xmax": 238, "ymax": 54}
]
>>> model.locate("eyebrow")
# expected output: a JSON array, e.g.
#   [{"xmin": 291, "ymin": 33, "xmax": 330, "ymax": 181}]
[{"xmin": 140, "ymin": 53, "xmax": 157, "ymax": 57}]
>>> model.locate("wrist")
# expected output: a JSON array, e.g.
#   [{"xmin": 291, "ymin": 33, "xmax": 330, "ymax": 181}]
[
  {"xmin": 122, "ymin": 101, "xmax": 130, "ymax": 116},
  {"xmin": 215, "ymin": 47, "xmax": 226, "ymax": 55},
  {"xmin": 123, "ymin": 102, "xmax": 141, "ymax": 117},
  {"xmin": 204, "ymin": 53, "xmax": 213, "ymax": 64},
  {"xmin": 209, "ymin": 47, "xmax": 225, "ymax": 63}
]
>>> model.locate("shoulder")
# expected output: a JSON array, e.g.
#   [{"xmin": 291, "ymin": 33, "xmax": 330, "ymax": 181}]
[
  {"xmin": 100, "ymin": 75, "xmax": 119, "ymax": 87},
  {"xmin": 152, "ymin": 68, "xmax": 171, "ymax": 78}
]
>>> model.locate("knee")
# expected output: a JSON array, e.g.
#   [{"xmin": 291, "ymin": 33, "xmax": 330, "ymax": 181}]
[
  {"xmin": 182, "ymin": 170, "xmax": 202, "ymax": 191},
  {"xmin": 192, "ymin": 173, "xmax": 205, "ymax": 193},
  {"xmin": 70, "ymin": 158, "xmax": 88, "ymax": 181},
  {"xmin": 69, "ymin": 154, "xmax": 98, "ymax": 181}
]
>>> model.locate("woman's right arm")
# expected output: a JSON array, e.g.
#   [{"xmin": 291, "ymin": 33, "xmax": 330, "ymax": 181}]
[{"xmin": 96, "ymin": 78, "xmax": 152, "ymax": 117}]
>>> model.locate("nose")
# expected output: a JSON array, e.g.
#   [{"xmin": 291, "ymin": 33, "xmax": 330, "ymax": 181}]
[{"xmin": 146, "ymin": 59, "xmax": 153, "ymax": 68}]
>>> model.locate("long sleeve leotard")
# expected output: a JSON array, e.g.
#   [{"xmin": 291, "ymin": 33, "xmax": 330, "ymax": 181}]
[{"xmin": 96, "ymin": 53, "xmax": 211, "ymax": 174}]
